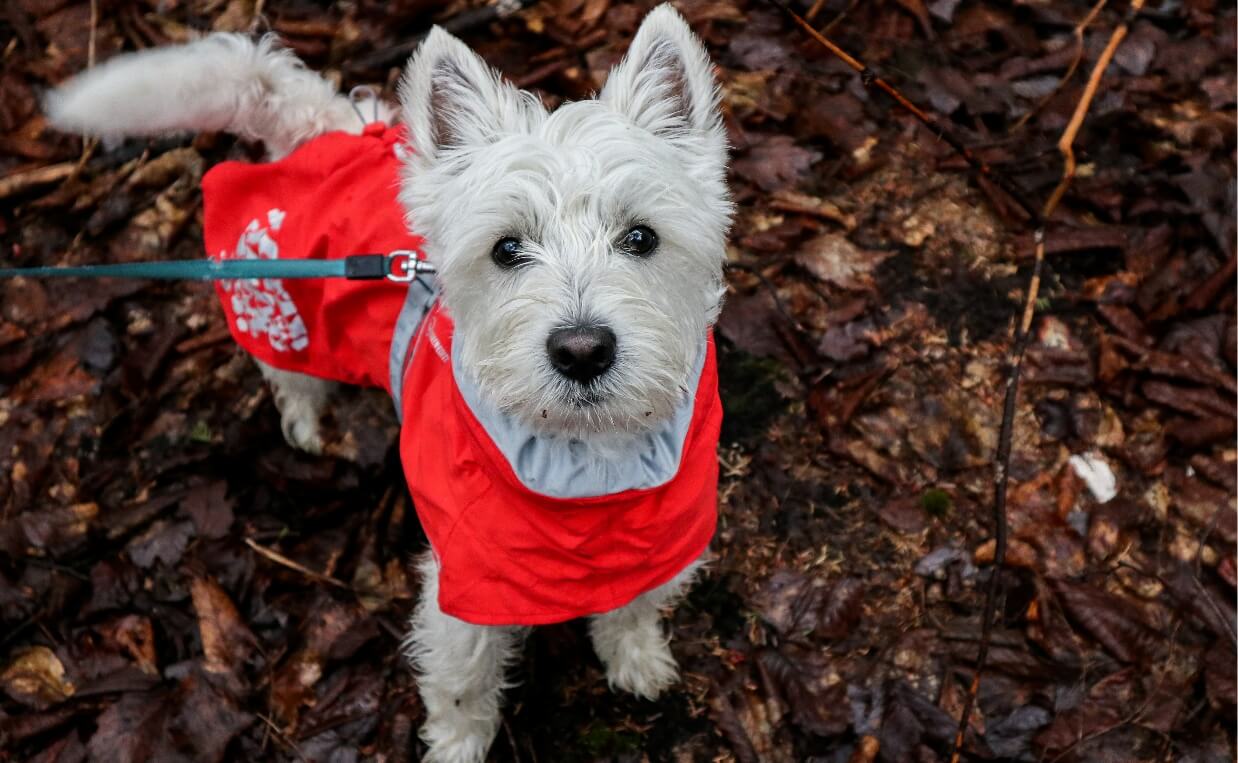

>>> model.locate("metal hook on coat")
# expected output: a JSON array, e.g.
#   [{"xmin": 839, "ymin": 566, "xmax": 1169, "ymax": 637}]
[{"xmin": 348, "ymin": 85, "xmax": 381, "ymax": 127}]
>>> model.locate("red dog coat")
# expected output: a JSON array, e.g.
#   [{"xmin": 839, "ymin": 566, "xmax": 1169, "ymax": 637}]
[{"xmin": 200, "ymin": 124, "xmax": 720, "ymax": 626}]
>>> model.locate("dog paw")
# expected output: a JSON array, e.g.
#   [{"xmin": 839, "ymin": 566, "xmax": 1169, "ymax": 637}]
[
  {"xmin": 277, "ymin": 402, "xmax": 324, "ymax": 454},
  {"xmin": 420, "ymin": 711, "xmax": 497, "ymax": 763},
  {"xmin": 601, "ymin": 627, "xmax": 679, "ymax": 700}
]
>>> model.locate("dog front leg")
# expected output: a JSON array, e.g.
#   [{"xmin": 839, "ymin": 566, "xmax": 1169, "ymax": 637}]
[
  {"xmin": 588, "ymin": 558, "xmax": 703, "ymax": 700},
  {"xmin": 405, "ymin": 555, "xmax": 524, "ymax": 763},
  {"xmin": 255, "ymin": 360, "xmax": 334, "ymax": 454}
]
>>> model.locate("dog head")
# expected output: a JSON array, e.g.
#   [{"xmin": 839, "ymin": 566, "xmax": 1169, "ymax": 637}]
[{"xmin": 398, "ymin": 4, "xmax": 731, "ymax": 445}]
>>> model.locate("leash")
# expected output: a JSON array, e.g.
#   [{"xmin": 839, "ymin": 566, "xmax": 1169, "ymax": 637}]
[{"xmin": 0, "ymin": 251, "xmax": 434, "ymax": 282}]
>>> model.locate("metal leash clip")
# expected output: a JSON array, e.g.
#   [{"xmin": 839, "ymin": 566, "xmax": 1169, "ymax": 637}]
[
  {"xmin": 342, "ymin": 251, "xmax": 435, "ymax": 281},
  {"xmin": 384, "ymin": 251, "xmax": 436, "ymax": 282}
]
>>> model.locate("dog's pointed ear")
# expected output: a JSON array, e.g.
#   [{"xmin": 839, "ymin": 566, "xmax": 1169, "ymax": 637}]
[
  {"xmin": 399, "ymin": 27, "xmax": 524, "ymax": 163},
  {"xmin": 600, "ymin": 4, "xmax": 723, "ymax": 142}
]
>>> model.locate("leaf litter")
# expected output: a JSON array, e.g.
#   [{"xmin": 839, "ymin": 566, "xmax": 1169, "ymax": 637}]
[{"xmin": 0, "ymin": 0, "xmax": 1235, "ymax": 760}]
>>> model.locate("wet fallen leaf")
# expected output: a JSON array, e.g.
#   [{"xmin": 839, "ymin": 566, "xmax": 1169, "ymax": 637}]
[
  {"xmin": 0, "ymin": 1, "xmax": 1234, "ymax": 760},
  {"xmin": 732, "ymin": 135, "xmax": 822, "ymax": 192},
  {"xmin": 85, "ymin": 688, "xmax": 172, "ymax": 763},
  {"xmin": 97, "ymin": 615, "xmax": 158, "ymax": 676},
  {"xmin": 795, "ymin": 233, "xmax": 892, "ymax": 291},
  {"xmin": 182, "ymin": 480, "xmax": 234, "ymax": 540},
  {"xmin": 755, "ymin": 645, "xmax": 850, "ymax": 736},
  {"xmin": 708, "ymin": 675, "xmax": 795, "ymax": 763},
  {"xmin": 170, "ymin": 668, "xmax": 254, "ymax": 763},
  {"xmin": 190, "ymin": 576, "xmax": 256, "ymax": 681},
  {"xmin": 1051, "ymin": 579, "xmax": 1161, "ymax": 663},
  {"xmin": 126, "ymin": 518, "xmax": 193, "ymax": 569},
  {"xmin": 0, "ymin": 646, "xmax": 75, "ymax": 709},
  {"xmin": 754, "ymin": 571, "xmax": 865, "ymax": 641}
]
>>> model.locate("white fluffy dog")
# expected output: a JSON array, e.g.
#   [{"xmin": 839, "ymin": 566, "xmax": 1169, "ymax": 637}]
[{"xmin": 47, "ymin": 6, "xmax": 731, "ymax": 761}]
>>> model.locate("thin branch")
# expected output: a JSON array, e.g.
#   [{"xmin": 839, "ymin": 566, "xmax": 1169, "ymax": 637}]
[
  {"xmin": 243, "ymin": 537, "xmax": 354, "ymax": 592},
  {"xmin": 765, "ymin": 0, "xmax": 1042, "ymax": 224},
  {"xmin": 0, "ymin": 162, "xmax": 77, "ymax": 200},
  {"xmin": 87, "ymin": 0, "xmax": 97, "ymax": 68},
  {"xmin": 1011, "ymin": 0, "xmax": 1109, "ymax": 132},
  {"xmin": 256, "ymin": 713, "xmax": 308, "ymax": 763},
  {"xmin": 946, "ymin": 240, "xmax": 1040, "ymax": 762},
  {"xmin": 79, "ymin": 0, "xmax": 99, "ymax": 167},
  {"xmin": 1041, "ymin": 2, "xmax": 1143, "ymax": 216},
  {"xmin": 724, "ymin": 259, "xmax": 805, "ymax": 333},
  {"xmin": 761, "ymin": 3, "xmax": 1147, "ymax": 759},
  {"xmin": 948, "ymin": 3, "xmax": 1146, "ymax": 760}
]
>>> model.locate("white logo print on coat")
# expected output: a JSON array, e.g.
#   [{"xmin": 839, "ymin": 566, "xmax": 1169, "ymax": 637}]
[{"xmin": 219, "ymin": 209, "xmax": 309, "ymax": 352}]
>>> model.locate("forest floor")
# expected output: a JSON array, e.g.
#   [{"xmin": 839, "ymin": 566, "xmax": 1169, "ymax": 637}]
[{"xmin": 0, "ymin": 0, "xmax": 1235, "ymax": 761}]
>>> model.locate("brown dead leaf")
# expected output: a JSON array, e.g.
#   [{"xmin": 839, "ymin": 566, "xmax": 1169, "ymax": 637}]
[
  {"xmin": 732, "ymin": 135, "xmax": 822, "ymax": 192},
  {"xmin": 97, "ymin": 615, "xmax": 158, "ymax": 676},
  {"xmin": 974, "ymin": 537, "xmax": 1038, "ymax": 569},
  {"xmin": 182, "ymin": 481, "xmax": 234, "ymax": 540},
  {"xmin": 795, "ymin": 233, "xmax": 892, "ymax": 291},
  {"xmin": 1170, "ymin": 474, "xmax": 1238, "ymax": 543},
  {"xmin": 126, "ymin": 518, "xmax": 193, "ymax": 569},
  {"xmin": 1051, "ymin": 580, "xmax": 1161, "ymax": 663},
  {"xmin": 85, "ymin": 688, "xmax": 172, "ymax": 763},
  {"xmin": 753, "ymin": 571, "xmax": 865, "ymax": 641},
  {"xmin": 1034, "ymin": 669, "xmax": 1138, "ymax": 759},
  {"xmin": 171, "ymin": 668, "xmax": 255, "ymax": 763},
  {"xmin": 190, "ymin": 576, "xmax": 256, "ymax": 679},
  {"xmin": 877, "ymin": 495, "xmax": 928, "ymax": 534},
  {"xmin": 0, "ymin": 502, "xmax": 98, "ymax": 558},
  {"xmin": 11, "ymin": 349, "xmax": 97, "ymax": 403},
  {"xmin": 755, "ymin": 645, "xmax": 849, "ymax": 736},
  {"xmin": 708, "ymin": 675, "xmax": 795, "ymax": 763},
  {"xmin": 768, "ymin": 189, "xmax": 857, "ymax": 230},
  {"xmin": 270, "ymin": 597, "xmax": 375, "ymax": 729},
  {"xmin": 0, "ymin": 646, "xmax": 75, "ymax": 709}
]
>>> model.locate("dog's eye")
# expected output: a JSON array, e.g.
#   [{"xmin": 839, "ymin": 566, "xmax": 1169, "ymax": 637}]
[
  {"xmin": 621, "ymin": 226, "xmax": 658, "ymax": 257},
  {"xmin": 491, "ymin": 237, "xmax": 527, "ymax": 269}
]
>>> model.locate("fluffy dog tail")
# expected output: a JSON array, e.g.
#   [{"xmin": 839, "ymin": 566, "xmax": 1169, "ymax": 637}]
[{"xmin": 45, "ymin": 34, "xmax": 389, "ymax": 157}]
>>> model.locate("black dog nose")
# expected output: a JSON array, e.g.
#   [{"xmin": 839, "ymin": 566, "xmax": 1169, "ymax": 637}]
[{"xmin": 547, "ymin": 326, "xmax": 616, "ymax": 384}]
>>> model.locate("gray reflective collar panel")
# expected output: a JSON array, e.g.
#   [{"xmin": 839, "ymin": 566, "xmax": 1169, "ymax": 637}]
[
  {"xmin": 451, "ymin": 341, "xmax": 709, "ymax": 500},
  {"xmin": 389, "ymin": 286, "xmax": 709, "ymax": 499},
  {"xmin": 387, "ymin": 274, "xmax": 438, "ymax": 420}
]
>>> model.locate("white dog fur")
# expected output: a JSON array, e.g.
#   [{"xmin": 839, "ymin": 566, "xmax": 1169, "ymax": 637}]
[{"xmin": 47, "ymin": 6, "xmax": 730, "ymax": 761}]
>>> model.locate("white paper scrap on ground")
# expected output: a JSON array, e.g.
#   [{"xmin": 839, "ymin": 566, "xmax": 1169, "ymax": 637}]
[{"xmin": 1069, "ymin": 453, "xmax": 1118, "ymax": 504}]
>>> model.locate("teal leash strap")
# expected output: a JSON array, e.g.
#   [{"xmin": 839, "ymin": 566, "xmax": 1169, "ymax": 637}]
[
  {"xmin": 0, "ymin": 253, "xmax": 433, "ymax": 281},
  {"xmin": 0, "ymin": 259, "xmax": 346, "ymax": 280}
]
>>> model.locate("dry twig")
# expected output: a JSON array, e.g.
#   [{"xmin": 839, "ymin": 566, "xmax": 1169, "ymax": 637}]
[
  {"xmin": 766, "ymin": 0, "xmax": 1042, "ymax": 223},
  {"xmin": 78, "ymin": 0, "xmax": 100, "ymax": 168},
  {"xmin": 256, "ymin": 712, "xmax": 309, "ymax": 762},
  {"xmin": 0, "ymin": 163, "xmax": 77, "ymax": 200},
  {"xmin": 1011, "ymin": 0, "xmax": 1109, "ymax": 132},
  {"xmin": 243, "ymin": 537, "xmax": 354, "ymax": 592},
  {"xmin": 948, "ymin": 3, "xmax": 1146, "ymax": 760},
  {"xmin": 761, "ymin": 2, "xmax": 1147, "ymax": 758}
]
